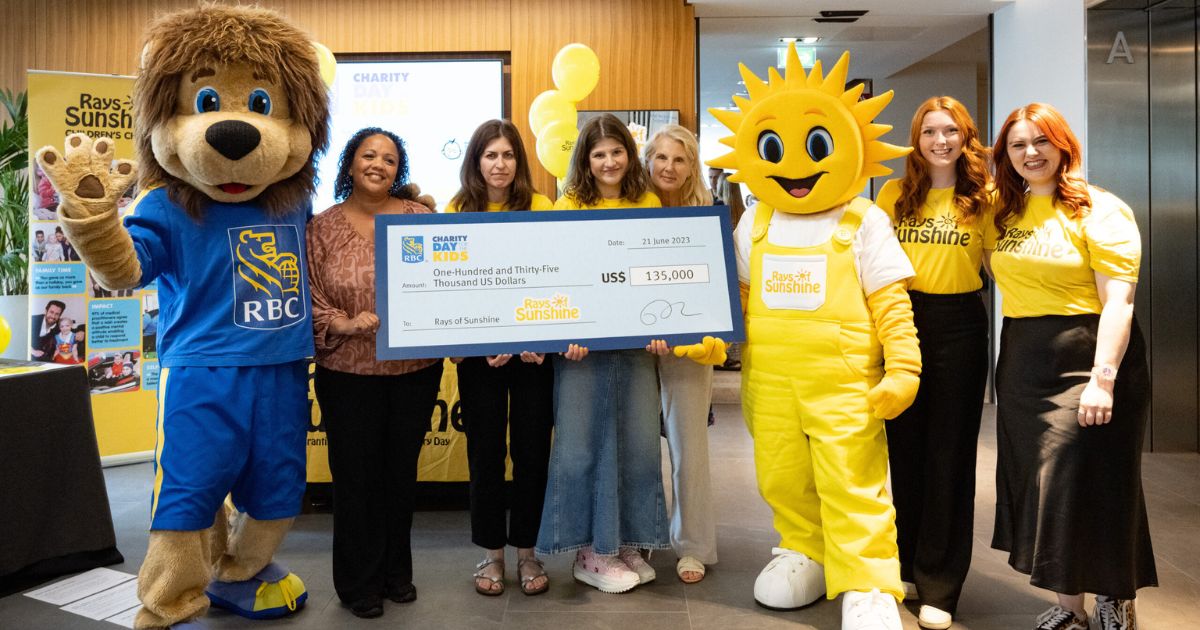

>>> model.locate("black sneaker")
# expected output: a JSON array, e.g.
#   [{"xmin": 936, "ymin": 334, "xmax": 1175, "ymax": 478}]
[
  {"xmin": 385, "ymin": 582, "xmax": 417, "ymax": 603},
  {"xmin": 1034, "ymin": 605, "xmax": 1087, "ymax": 630},
  {"xmin": 1093, "ymin": 596, "xmax": 1137, "ymax": 630},
  {"xmin": 349, "ymin": 595, "xmax": 384, "ymax": 618}
]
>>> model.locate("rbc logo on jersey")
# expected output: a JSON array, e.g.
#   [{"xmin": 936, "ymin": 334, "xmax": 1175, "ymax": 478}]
[
  {"xmin": 229, "ymin": 225, "xmax": 306, "ymax": 329},
  {"xmin": 402, "ymin": 236, "xmax": 424, "ymax": 263}
]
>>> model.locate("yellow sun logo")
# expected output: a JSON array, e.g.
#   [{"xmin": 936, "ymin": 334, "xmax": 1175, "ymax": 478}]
[{"xmin": 708, "ymin": 46, "xmax": 910, "ymax": 214}]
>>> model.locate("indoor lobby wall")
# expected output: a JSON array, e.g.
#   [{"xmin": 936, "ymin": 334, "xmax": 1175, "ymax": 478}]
[{"xmin": 1, "ymin": 0, "xmax": 696, "ymax": 195}]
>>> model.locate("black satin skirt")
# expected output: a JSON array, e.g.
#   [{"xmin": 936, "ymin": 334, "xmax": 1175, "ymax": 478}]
[{"xmin": 992, "ymin": 314, "xmax": 1157, "ymax": 598}]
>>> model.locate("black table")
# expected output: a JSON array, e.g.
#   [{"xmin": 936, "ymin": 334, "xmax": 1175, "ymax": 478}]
[{"xmin": 0, "ymin": 360, "xmax": 123, "ymax": 597}]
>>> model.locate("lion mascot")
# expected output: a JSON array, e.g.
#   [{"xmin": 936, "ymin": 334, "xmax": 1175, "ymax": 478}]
[
  {"xmin": 36, "ymin": 6, "xmax": 330, "ymax": 629},
  {"xmin": 708, "ymin": 46, "xmax": 921, "ymax": 630}
]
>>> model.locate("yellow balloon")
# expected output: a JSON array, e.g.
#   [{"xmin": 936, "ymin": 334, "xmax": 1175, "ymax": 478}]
[
  {"xmin": 528, "ymin": 90, "xmax": 577, "ymax": 137},
  {"xmin": 0, "ymin": 315, "xmax": 10, "ymax": 355},
  {"xmin": 311, "ymin": 41, "xmax": 337, "ymax": 88},
  {"xmin": 536, "ymin": 120, "xmax": 579, "ymax": 179},
  {"xmin": 552, "ymin": 43, "xmax": 600, "ymax": 102}
]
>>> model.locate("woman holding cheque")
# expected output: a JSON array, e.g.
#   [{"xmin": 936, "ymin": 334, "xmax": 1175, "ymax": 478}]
[
  {"xmin": 534, "ymin": 113, "xmax": 667, "ymax": 594},
  {"xmin": 307, "ymin": 127, "xmax": 442, "ymax": 619},
  {"xmin": 642, "ymin": 124, "xmax": 718, "ymax": 584},
  {"xmin": 444, "ymin": 119, "xmax": 556, "ymax": 597}
]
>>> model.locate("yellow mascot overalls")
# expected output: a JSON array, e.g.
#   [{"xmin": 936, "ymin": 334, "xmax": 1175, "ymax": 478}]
[{"xmin": 708, "ymin": 47, "xmax": 921, "ymax": 630}]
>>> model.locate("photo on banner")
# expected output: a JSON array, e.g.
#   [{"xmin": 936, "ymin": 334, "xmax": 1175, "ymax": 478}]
[{"xmin": 26, "ymin": 70, "xmax": 156, "ymax": 459}]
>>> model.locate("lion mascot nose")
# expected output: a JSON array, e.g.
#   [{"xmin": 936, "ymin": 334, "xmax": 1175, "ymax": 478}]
[{"xmin": 206, "ymin": 120, "xmax": 261, "ymax": 160}]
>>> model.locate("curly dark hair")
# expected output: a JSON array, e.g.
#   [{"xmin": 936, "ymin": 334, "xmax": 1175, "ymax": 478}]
[{"xmin": 333, "ymin": 127, "xmax": 413, "ymax": 201}]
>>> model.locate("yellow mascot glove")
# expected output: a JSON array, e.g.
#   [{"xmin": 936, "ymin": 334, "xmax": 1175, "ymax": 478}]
[
  {"xmin": 673, "ymin": 335, "xmax": 728, "ymax": 366},
  {"xmin": 864, "ymin": 281, "xmax": 921, "ymax": 420}
]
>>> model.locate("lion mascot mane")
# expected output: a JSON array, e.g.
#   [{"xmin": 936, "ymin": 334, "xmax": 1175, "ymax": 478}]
[
  {"xmin": 37, "ymin": 6, "xmax": 330, "ymax": 629},
  {"xmin": 708, "ymin": 46, "xmax": 921, "ymax": 630}
]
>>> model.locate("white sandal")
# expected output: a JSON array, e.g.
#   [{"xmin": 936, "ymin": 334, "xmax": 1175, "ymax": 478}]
[{"xmin": 676, "ymin": 556, "xmax": 706, "ymax": 583}]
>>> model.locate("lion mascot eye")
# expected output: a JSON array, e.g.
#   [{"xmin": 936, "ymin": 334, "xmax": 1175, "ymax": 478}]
[
  {"xmin": 806, "ymin": 127, "xmax": 833, "ymax": 162},
  {"xmin": 757, "ymin": 131, "xmax": 784, "ymax": 164},
  {"xmin": 194, "ymin": 87, "xmax": 221, "ymax": 113},
  {"xmin": 248, "ymin": 89, "xmax": 272, "ymax": 115}
]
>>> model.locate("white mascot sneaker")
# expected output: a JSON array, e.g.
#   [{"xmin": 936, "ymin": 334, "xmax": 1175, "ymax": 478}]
[
  {"xmin": 753, "ymin": 547, "xmax": 826, "ymax": 610},
  {"xmin": 841, "ymin": 589, "xmax": 902, "ymax": 630}
]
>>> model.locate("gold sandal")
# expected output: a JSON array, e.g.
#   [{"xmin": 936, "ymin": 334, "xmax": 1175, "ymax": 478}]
[
  {"xmin": 473, "ymin": 557, "xmax": 504, "ymax": 596},
  {"xmin": 517, "ymin": 557, "xmax": 549, "ymax": 596}
]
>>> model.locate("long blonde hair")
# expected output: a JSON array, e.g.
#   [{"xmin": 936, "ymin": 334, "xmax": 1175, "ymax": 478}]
[{"xmin": 642, "ymin": 124, "xmax": 712, "ymax": 207}]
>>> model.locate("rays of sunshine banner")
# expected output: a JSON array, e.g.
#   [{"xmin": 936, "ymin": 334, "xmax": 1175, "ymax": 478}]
[{"xmin": 27, "ymin": 70, "xmax": 471, "ymax": 481}]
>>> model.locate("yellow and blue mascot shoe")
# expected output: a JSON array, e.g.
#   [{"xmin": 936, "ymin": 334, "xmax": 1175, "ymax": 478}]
[{"xmin": 206, "ymin": 562, "xmax": 307, "ymax": 619}]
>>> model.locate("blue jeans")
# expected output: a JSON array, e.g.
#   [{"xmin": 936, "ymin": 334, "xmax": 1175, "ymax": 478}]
[{"xmin": 536, "ymin": 349, "xmax": 669, "ymax": 555}]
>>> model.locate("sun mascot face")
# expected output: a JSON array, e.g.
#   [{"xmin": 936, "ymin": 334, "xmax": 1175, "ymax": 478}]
[{"xmin": 709, "ymin": 46, "xmax": 909, "ymax": 215}]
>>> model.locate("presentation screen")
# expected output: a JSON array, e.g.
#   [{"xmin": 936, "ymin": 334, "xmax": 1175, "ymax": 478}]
[{"xmin": 314, "ymin": 59, "xmax": 505, "ymax": 214}]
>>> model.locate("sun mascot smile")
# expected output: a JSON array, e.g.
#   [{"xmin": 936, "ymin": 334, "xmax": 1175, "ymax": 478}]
[{"xmin": 708, "ymin": 46, "xmax": 909, "ymax": 215}]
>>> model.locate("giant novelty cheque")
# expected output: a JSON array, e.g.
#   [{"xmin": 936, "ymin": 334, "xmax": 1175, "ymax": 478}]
[{"xmin": 375, "ymin": 206, "xmax": 744, "ymax": 359}]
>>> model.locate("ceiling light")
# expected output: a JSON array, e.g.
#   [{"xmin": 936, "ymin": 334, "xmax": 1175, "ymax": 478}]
[{"xmin": 779, "ymin": 37, "xmax": 820, "ymax": 44}]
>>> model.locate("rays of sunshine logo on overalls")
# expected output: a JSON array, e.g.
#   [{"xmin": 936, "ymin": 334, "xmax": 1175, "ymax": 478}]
[
  {"xmin": 228, "ymin": 225, "xmax": 306, "ymax": 329},
  {"xmin": 402, "ymin": 236, "xmax": 424, "ymax": 263}
]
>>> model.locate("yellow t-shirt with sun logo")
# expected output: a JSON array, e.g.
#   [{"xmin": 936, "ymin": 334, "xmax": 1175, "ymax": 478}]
[
  {"xmin": 443, "ymin": 193, "xmax": 554, "ymax": 213},
  {"xmin": 983, "ymin": 187, "xmax": 1141, "ymax": 318},
  {"xmin": 552, "ymin": 191, "xmax": 661, "ymax": 210},
  {"xmin": 876, "ymin": 179, "xmax": 990, "ymax": 294}
]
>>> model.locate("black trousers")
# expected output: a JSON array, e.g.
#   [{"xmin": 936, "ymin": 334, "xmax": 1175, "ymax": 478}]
[
  {"xmin": 457, "ymin": 356, "xmax": 554, "ymax": 550},
  {"xmin": 314, "ymin": 362, "xmax": 443, "ymax": 604},
  {"xmin": 885, "ymin": 291, "xmax": 988, "ymax": 614}
]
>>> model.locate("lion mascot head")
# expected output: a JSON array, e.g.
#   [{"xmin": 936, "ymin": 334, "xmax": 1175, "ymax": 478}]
[{"xmin": 135, "ymin": 5, "xmax": 330, "ymax": 219}]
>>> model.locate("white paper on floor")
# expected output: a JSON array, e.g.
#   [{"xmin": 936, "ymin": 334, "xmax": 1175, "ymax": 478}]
[
  {"xmin": 24, "ymin": 567, "xmax": 136, "ymax": 606},
  {"xmin": 105, "ymin": 604, "xmax": 141, "ymax": 628},
  {"xmin": 61, "ymin": 579, "xmax": 141, "ymax": 620}
]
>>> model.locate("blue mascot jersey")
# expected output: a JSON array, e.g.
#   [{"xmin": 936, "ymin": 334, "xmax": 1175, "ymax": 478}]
[{"xmin": 125, "ymin": 187, "xmax": 315, "ymax": 367}]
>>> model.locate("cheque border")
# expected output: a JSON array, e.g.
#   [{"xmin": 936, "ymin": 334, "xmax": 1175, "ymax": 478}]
[{"xmin": 374, "ymin": 205, "xmax": 746, "ymax": 360}]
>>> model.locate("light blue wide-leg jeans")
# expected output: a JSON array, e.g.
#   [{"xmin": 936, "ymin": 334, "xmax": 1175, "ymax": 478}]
[{"xmin": 536, "ymin": 349, "xmax": 669, "ymax": 555}]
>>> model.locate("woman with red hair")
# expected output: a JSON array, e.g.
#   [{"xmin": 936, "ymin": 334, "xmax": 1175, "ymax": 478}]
[
  {"xmin": 874, "ymin": 96, "xmax": 991, "ymax": 630},
  {"xmin": 986, "ymin": 103, "xmax": 1155, "ymax": 630}
]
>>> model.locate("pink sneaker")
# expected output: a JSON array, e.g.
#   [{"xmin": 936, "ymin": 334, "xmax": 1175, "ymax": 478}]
[
  {"xmin": 617, "ymin": 547, "xmax": 656, "ymax": 584},
  {"xmin": 573, "ymin": 548, "xmax": 640, "ymax": 593}
]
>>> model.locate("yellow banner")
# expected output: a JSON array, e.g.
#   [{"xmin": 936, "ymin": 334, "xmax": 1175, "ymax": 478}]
[
  {"xmin": 26, "ymin": 71, "xmax": 156, "ymax": 459},
  {"xmin": 26, "ymin": 71, "xmax": 474, "ymax": 481}
]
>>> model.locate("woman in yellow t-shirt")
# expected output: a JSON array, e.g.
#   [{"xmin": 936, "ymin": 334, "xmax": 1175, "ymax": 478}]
[
  {"xmin": 537, "ymin": 114, "xmax": 668, "ymax": 594},
  {"xmin": 445, "ymin": 120, "xmax": 554, "ymax": 597},
  {"xmin": 873, "ymin": 96, "xmax": 990, "ymax": 630},
  {"xmin": 986, "ymin": 103, "xmax": 1154, "ymax": 630}
]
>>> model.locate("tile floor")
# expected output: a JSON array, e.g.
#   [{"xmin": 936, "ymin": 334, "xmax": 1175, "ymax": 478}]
[{"xmin": 2, "ymin": 377, "xmax": 1197, "ymax": 629}]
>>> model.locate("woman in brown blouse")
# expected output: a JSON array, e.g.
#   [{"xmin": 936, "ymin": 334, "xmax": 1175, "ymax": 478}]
[{"xmin": 307, "ymin": 127, "xmax": 442, "ymax": 619}]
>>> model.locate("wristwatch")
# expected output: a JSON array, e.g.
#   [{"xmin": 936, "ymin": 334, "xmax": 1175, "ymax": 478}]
[{"xmin": 1091, "ymin": 364, "xmax": 1117, "ymax": 383}]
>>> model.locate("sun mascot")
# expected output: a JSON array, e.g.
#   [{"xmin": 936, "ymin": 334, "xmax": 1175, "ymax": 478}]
[
  {"xmin": 36, "ymin": 6, "xmax": 331, "ymax": 629},
  {"xmin": 710, "ymin": 45, "xmax": 921, "ymax": 630}
]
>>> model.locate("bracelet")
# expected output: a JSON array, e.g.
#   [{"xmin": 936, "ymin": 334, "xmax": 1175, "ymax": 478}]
[{"xmin": 1091, "ymin": 364, "xmax": 1117, "ymax": 383}]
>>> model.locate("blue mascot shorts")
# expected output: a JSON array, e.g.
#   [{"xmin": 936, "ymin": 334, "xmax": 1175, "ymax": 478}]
[{"xmin": 149, "ymin": 361, "xmax": 309, "ymax": 530}]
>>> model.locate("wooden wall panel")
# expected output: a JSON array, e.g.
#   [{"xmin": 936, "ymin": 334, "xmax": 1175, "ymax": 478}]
[
  {"xmin": 3, "ymin": 0, "xmax": 695, "ymax": 194},
  {"xmin": 511, "ymin": 0, "xmax": 696, "ymax": 192}
]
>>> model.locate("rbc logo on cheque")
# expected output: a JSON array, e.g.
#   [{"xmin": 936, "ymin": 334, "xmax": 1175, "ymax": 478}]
[
  {"xmin": 229, "ymin": 225, "xmax": 306, "ymax": 329},
  {"xmin": 402, "ymin": 236, "xmax": 424, "ymax": 263}
]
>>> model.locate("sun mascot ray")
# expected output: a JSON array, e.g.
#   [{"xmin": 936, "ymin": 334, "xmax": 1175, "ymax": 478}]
[
  {"xmin": 710, "ymin": 47, "xmax": 908, "ymax": 213},
  {"xmin": 713, "ymin": 46, "xmax": 922, "ymax": 630}
]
